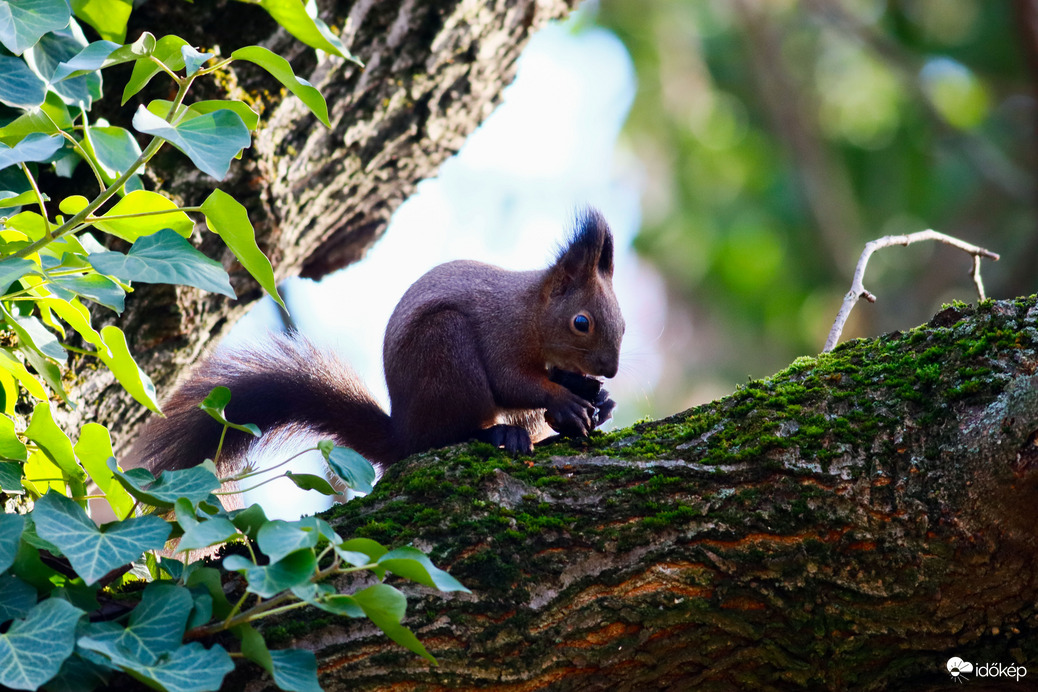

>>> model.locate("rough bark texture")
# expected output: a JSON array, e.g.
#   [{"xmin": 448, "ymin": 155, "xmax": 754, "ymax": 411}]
[
  {"xmin": 57, "ymin": 0, "xmax": 577, "ymax": 455},
  {"xmin": 229, "ymin": 296, "xmax": 1038, "ymax": 691}
]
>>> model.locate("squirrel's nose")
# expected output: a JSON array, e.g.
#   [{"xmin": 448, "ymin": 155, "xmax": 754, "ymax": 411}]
[{"xmin": 597, "ymin": 356, "xmax": 619, "ymax": 379}]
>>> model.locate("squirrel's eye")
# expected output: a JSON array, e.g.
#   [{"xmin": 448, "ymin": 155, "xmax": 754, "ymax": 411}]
[{"xmin": 572, "ymin": 313, "xmax": 591, "ymax": 333}]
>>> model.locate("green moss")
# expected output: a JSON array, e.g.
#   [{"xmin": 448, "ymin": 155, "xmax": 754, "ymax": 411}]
[
  {"xmin": 947, "ymin": 379, "xmax": 986, "ymax": 400},
  {"xmin": 313, "ymin": 297, "xmax": 1038, "ymax": 644},
  {"xmin": 456, "ymin": 549, "xmax": 521, "ymax": 590}
]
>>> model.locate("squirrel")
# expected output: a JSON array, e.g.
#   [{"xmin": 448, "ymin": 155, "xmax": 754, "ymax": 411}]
[{"xmin": 131, "ymin": 208, "xmax": 625, "ymax": 474}]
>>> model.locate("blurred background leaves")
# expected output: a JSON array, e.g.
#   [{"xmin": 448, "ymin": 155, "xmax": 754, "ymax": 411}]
[{"xmin": 595, "ymin": 0, "xmax": 1036, "ymax": 406}]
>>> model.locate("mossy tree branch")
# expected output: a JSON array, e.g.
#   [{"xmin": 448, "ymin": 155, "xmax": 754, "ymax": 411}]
[{"xmin": 233, "ymin": 296, "xmax": 1038, "ymax": 691}]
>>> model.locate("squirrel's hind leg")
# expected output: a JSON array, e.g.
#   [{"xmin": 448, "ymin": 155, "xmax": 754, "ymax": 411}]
[
  {"xmin": 387, "ymin": 309, "xmax": 502, "ymax": 455},
  {"xmin": 475, "ymin": 424, "xmax": 533, "ymax": 454}
]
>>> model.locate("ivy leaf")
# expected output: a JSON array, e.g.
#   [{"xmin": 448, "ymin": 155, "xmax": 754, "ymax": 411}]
[
  {"xmin": 0, "ymin": 91, "xmax": 71, "ymax": 142},
  {"xmin": 187, "ymin": 100, "xmax": 260, "ymax": 131},
  {"xmin": 51, "ymin": 273, "xmax": 125, "ymax": 313},
  {"xmin": 257, "ymin": 0, "xmax": 359, "ymax": 65},
  {"xmin": 230, "ymin": 46, "xmax": 329, "ymax": 127},
  {"xmin": 352, "ymin": 583, "xmax": 434, "ymax": 663},
  {"xmin": 4, "ymin": 209, "xmax": 49, "ymax": 240},
  {"xmin": 20, "ymin": 344, "xmax": 69, "ymax": 405},
  {"xmin": 0, "ymin": 132, "xmax": 62, "ymax": 171},
  {"xmin": 2, "ymin": 305, "xmax": 66, "ymax": 362},
  {"xmin": 0, "ymin": 461, "xmax": 22, "ymax": 493},
  {"xmin": 186, "ymin": 586, "xmax": 213, "ymax": 630},
  {"xmin": 97, "ymin": 325, "xmax": 160, "ymax": 413},
  {"xmin": 291, "ymin": 582, "xmax": 363, "ymax": 617},
  {"xmin": 74, "ymin": 423, "xmax": 133, "ymax": 520},
  {"xmin": 31, "ymin": 491, "xmax": 171, "ymax": 585},
  {"xmin": 27, "ymin": 28, "xmax": 102, "ymax": 109},
  {"xmin": 335, "ymin": 537, "xmax": 387, "ymax": 566},
  {"xmin": 198, "ymin": 386, "xmax": 261, "ymax": 436},
  {"xmin": 378, "ymin": 547, "xmax": 469, "ymax": 593},
  {"xmin": 223, "ymin": 549, "xmax": 317, "ymax": 598},
  {"xmin": 0, "ymin": 413, "xmax": 28, "ymax": 462},
  {"xmin": 83, "ymin": 583, "xmax": 192, "ymax": 664},
  {"xmin": 230, "ymin": 503, "xmax": 269, "ymax": 541},
  {"xmin": 22, "ymin": 448, "xmax": 64, "ymax": 497},
  {"xmin": 42, "ymin": 296, "xmax": 104, "ymax": 357},
  {"xmin": 57, "ymin": 194, "xmax": 88, "ymax": 215},
  {"xmin": 82, "ymin": 124, "xmax": 142, "ymax": 188},
  {"xmin": 147, "ymin": 98, "xmax": 261, "ymax": 133},
  {"xmin": 0, "ymin": 0, "xmax": 71, "ymax": 56},
  {"xmin": 107, "ymin": 456, "xmax": 221, "ymax": 509},
  {"xmin": 90, "ymin": 189, "xmax": 192, "ymax": 242},
  {"xmin": 122, "ymin": 34, "xmax": 187, "ymax": 104},
  {"xmin": 0, "ymin": 574, "xmax": 37, "ymax": 624},
  {"xmin": 269, "ymin": 648, "xmax": 322, "ymax": 692},
  {"xmin": 50, "ymin": 40, "xmax": 111, "ymax": 86},
  {"xmin": 78, "ymin": 638, "xmax": 234, "ymax": 692},
  {"xmin": 180, "ymin": 45, "xmax": 213, "ymax": 75},
  {"xmin": 256, "ymin": 519, "xmax": 320, "ymax": 563},
  {"xmin": 185, "ymin": 567, "xmax": 233, "ymax": 621},
  {"xmin": 307, "ymin": 516, "xmax": 342, "ymax": 545},
  {"xmin": 284, "ymin": 471, "xmax": 338, "ymax": 496},
  {"xmin": 131, "ymin": 104, "xmax": 250, "ymax": 180},
  {"xmin": 39, "ymin": 652, "xmax": 111, "ymax": 692},
  {"xmin": 0, "ymin": 512, "xmax": 26, "ymax": 573},
  {"xmin": 174, "ymin": 498, "xmax": 239, "ymax": 552},
  {"xmin": 234, "ymin": 623, "xmax": 272, "ymax": 672},
  {"xmin": 53, "ymin": 31, "xmax": 153, "ymax": 81},
  {"xmin": 323, "ymin": 446, "xmax": 375, "ymax": 494},
  {"xmin": 0, "ymin": 189, "xmax": 41, "ymax": 208},
  {"xmin": 200, "ymin": 189, "xmax": 285, "ymax": 309},
  {"xmin": 0, "ymin": 55, "xmax": 47, "ymax": 109},
  {"xmin": 0, "ymin": 373, "xmax": 14, "ymax": 416},
  {"xmin": 89, "ymin": 228, "xmax": 235, "ymax": 299},
  {"xmin": 0, "ymin": 257, "xmax": 37, "ymax": 295},
  {"xmin": 24, "ymin": 402, "xmax": 83, "ymax": 482},
  {"xmin": 49, "ymin": 38, "xmax": 117, "ymax": 80},
  {"xmin": 0, "ymin": 598, "xmax": 83, "ymax": 691},
  {"xmin": 7, "ymin": 540, "xmax": 57, "ymax": 596},
  {"xmin": 0, "ymin": 348, "xmax": 47, "ymax": 400},
  {"xmin": 69, "ymin": 0, "xmax": 132, "ymax": 43}
]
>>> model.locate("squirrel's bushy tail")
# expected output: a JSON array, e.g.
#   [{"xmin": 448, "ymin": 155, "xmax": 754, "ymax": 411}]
[{"xmin": 130, "ymin": 333, "xmax": 397, "ymax": 473}]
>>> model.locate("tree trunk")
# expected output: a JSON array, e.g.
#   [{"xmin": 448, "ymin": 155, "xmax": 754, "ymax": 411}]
[
  {"xmin": 58, "ymin": 0, "xmax": 577, "ymax": 454},
  {"xmin": 232, "ymin": 297, "xmax": 1038, "ymax": 691}
]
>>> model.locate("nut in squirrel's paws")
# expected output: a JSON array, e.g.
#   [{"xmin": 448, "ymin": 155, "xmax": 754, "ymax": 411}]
[{"xmin": 547, "ymin": 369, "xmax": 615, "ymax": 436}]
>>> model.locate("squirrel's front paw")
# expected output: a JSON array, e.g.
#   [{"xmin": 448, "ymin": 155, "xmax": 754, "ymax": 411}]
[
  {"xmin": 544, "ymin": 390, "xmax": 596, "ymax": 438},
  {"xmin": 592, "ymin": 390, "xmax": 616, "ymax": 428},
  {"xmin": 550, "ymin": 369, "xmax": 613, "ymax": 432}
]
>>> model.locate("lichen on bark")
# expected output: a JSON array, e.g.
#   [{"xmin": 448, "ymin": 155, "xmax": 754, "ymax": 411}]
[{"xmin": 244, "ymin": 296, "xmax": 1038, "ymax": 691}]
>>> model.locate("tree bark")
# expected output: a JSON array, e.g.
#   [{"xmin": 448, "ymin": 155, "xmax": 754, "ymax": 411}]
[
  {"xmin": 57, "ymin": 0, "xmax": 577, "ymax": 454},
  {"xmin": 231, "ymin": 297, "xmax": 1038, "ymax": 691}
]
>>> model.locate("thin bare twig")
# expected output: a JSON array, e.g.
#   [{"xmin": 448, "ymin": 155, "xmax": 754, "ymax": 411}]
[{"xmin": 823, "ymin": 230, "xmax": 1000, "ymax": 353}]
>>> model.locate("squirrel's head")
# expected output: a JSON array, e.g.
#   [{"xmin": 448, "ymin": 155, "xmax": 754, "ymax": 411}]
[{"xmin": 540, "ymin": 208, "xmax": 625, "ymax": 379}]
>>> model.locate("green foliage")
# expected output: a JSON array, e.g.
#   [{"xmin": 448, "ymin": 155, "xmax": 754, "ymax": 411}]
[
  {"xmin": 0, "ymin": 3, "xmax": 452, "ymax": 691},
  {"xmin": 597, "ymin": 2, "xmax": 1033, "ymax": 384}
]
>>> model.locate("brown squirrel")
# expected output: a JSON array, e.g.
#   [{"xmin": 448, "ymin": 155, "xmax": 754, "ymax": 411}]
[{"xmin": 132, "ymin": 208, "xmax": 624, "ymax": 473}]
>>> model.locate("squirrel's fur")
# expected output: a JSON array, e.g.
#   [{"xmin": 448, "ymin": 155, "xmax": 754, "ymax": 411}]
[{"xmin": 131, "ymin": 208, "xmax": 624, "ymax": 473}]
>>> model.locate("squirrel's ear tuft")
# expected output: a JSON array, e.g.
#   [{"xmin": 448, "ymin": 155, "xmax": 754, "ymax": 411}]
[{"xmin": 548, "ymin": 208, "xmax": 614, "ymax": 295}]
